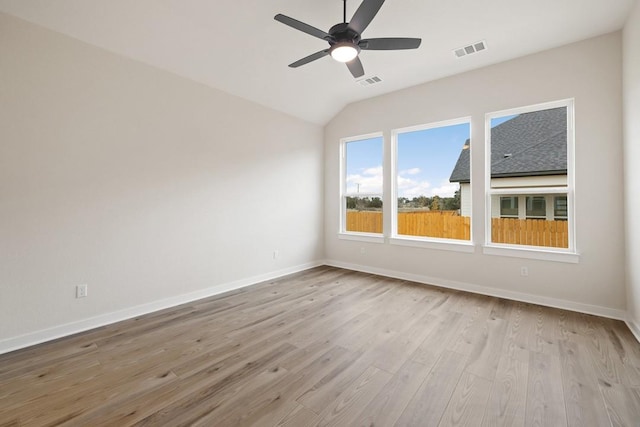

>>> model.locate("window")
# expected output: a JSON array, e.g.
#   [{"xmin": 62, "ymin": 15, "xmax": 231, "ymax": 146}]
[
  {"xmin": 391, "ymin": 119, "xmax": 471, "ymax": 242},
  {"xmin": 340, "ymin": 134, "xmax": 384, "ymax": 235},
  {"xmin": 486, "ymin": 100, "xmax": 574, "ymax": 253},
  {"xmin": 526, "ymin": 196, "xmax": 546, "ymax": 219},
  {"xmin": 554, "ymin": 196, "xmax": 568, "ymax": 220},
  {"xmin": 500, "ymin": 197, "xmax": 519, "ymax": 218}
]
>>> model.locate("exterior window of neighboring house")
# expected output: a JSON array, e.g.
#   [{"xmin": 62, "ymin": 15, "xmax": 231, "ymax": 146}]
[
  {"xmin": 484, "ymin": 99, "xmax": 575, "ymax": 252},
  {"xmin": 391, "ymin": 119, "xmax": 471, "ymax": 243},
  {"xmin": 554, "ymin": 196, "xmax": 568, "ymax": 220},
  {"xmin": 526, "ymin": 196, "xmax": 546, "ymax": 219},
  {"xmin": 340, "ymin": 134, "xmax": 384, "ymax": 235},
  {"xmin": 500, "ymin": 197, "xmax": 519, "ymax": 218}
]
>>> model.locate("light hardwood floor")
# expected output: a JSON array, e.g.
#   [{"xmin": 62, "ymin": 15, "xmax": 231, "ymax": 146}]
[{"xmin": 1, "ymin": 266, "xmax": 640, "ymax": 426}]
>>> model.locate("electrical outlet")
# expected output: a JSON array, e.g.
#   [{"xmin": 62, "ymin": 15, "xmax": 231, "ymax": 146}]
[
  {"xmin": 360, "ymin": 247, "xmax": 366, "ymax": 254},
  {"xmin": 273, "ymin": 250, "xmax": 279, "ymax": 259},
  {"xmin": 76, "ymin": 284, "xmax": 88, "ymax": 298},
  {"xmin": 520, "ymin": 267, "xmax": 529, "ymax": 277}
]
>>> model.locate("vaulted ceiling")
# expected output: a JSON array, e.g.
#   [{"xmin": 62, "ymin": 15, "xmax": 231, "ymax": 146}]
[{"xmin": 0, "ymin": 0, "xmax": 635, "ymax": 124}]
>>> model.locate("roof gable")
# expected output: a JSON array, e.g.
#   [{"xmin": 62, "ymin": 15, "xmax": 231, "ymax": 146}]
[{"xmin": 450, "ymin": 107, "xmax": 567, "ymax": 183}]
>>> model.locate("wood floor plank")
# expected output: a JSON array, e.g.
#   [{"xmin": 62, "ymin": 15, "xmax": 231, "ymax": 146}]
[
  {"xmin": 439, "ymin": 371, "xmax": 493, "ymax": 427},
  {"xmin": 481, "ymin": 353, "xmax": 529, "ymax": 427},
  {"xmin": 276, "ymin": 404, "xmax": 319, "ymax": 427},
  {"xmin": 525, "ymin": 351, "xmax": 568, "ymax": 427},
  {"xmin": 504, "ymin": 302, "xmax": 560, "ymax": 358},
  {"xmin": 598, "ymin": 379, "xmax": 640, "ymax": 427},
  {"xmin": 465, "ymin": 316, "xmax": 508, "ymax": 380},
  {"xmin": 194, "ymin": 345, "xmax": 353, "ymax": 426},
  {"xmin": 395, "ymin": 350, "xmax": 468, "ymax": 426},
  {"xmin": 411, "ymin": 310, "xmax": 466, "ymax": 365},
  {"xmin": 1, "ymin": 267, "xmax": 639, "ymax": 426},
  {"xmin": 313, "ymin": 365, "xmax": 391, "ymax": 427},
  {"xmin": 354, "ymin": 359, "xmax": 435, "ymax": 426},
  {"xmin": 295, "ymin": 349, "xmax": 371, "ymax": 414},
  {"xmin": 369, "ymin": 312, "xmax": 440, "ymax": 374},
  {"xmin": 559, "ymin": 340, "xmax": 611, "ymax": 427}
]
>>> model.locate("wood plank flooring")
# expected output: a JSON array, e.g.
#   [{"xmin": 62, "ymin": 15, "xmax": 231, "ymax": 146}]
[{"xmin": 1, "ymin": 266, "xmax": 640, "ymax": 426}]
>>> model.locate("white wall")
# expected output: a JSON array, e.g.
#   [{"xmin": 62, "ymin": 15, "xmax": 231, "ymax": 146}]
[
  {"xmin": 460, "ymin": 183, "xmax": 471, "ymax": 217},
  {"xmin": 325, "ymin": 33, "xmax": 625, "ymax": 316},
  {"xmin": 623, "ymin": 0, "xmax": 640, "ymax": 339},
  {"xmin": 0, "ymin": 13, "xmax": 324, "ymax": 352}
]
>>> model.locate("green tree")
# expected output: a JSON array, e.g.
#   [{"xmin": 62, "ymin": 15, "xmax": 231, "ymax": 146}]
[
  {"xmin": 368, "ymin": 197, "xmax": 382, "ymax": 209},
  {"xmin": 430, "ymin": 195, "xmax": 441, "ymax": 211},
  {"xmin": 346, "ymin": 196, "xmax": 356, "ymax": 209}
]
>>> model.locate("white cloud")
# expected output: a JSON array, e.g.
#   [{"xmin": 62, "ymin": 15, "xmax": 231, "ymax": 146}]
[
  {"xmin": 346, "ymin": 165, "xmax": 383, "ymax": 193},
  {"xmin": 397, "ymin": 175, "xmax": 431, "ymax": 198},
  {"xmin": 362, "ymin": 166, "xmax": 383, "ymax": 176},
  {"xmin": 400, "ymin": 167, "xmax": 421, "ymax": 176},
  {"xmin": 431, "ymin": 182, "xmax": 459, "ymax": 198},
  {"xmin": 397, "ymin": 174, "xmax": 458, "ymax": 198},
  {"xmin": 347, "ymin": 167, "xmax": 459, "ymax": 198}
]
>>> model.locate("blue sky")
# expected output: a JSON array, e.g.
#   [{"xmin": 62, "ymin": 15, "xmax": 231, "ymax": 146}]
[
  {"xmin": 396, "ymin": 123, "xmax": 470, "ymax": 198},
  {"xmin": 345, "ymin": 116, "xmax": 517, "ymax": 198},
  {"xmin": 345, "ymin": 124, "xmax": 469, "ymax": 198}
]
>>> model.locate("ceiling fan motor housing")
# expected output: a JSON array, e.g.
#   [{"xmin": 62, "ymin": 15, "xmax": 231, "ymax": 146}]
[{"xmin": 328, "ymin": 23, "xmax": 361, "ymax": 45}]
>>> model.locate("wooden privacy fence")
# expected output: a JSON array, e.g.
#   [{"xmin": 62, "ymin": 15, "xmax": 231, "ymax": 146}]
[
  {"xmin": 346, "ymin": 210, "xmax": 569, "ymax": 248},
  {"xmin": 397, "ymin": 211, "xmax": 470, "ymax": 240},
  {"xmin": 345, "ymin": 211, "xmax": 383, "ymax": 234},
  {"xmin": 346, "ymin": 210, "xmax": 470, "ymax": 240},
  {"xmin": 491, "ymin": 217, "xmax": 568, "ymax": 248}
]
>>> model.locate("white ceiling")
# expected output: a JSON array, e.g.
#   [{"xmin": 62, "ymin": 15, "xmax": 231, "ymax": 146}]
[{"xmin": 0, "ymin": 0, "xmax": 635, "ymax": 124}]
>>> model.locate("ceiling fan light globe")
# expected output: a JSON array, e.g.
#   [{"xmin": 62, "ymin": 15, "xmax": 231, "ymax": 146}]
[{"xmin": 330, "ymin": 43, "xmax": 359, "ymax": 62}]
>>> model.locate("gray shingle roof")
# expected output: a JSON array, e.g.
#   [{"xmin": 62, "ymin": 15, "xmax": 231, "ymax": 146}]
[{"xmin": 449, "ymin": 107, "xmax": 567, "ymax": 183}]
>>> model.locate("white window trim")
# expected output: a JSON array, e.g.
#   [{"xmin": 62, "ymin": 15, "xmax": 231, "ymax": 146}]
[
  {"xmin": 484, "ymin": 99, "xmax": 578, "ymax": 262},
  {"xmin": 339, "ymin": 132, "xmax": 384, "ymax": 241},
  {"xmin": 390, "ymin": 117, "xmax": 473, "ymax": 252},
  {"xmin": 338, "ymin": 233, "xmax": 385, "ymax": 243},
  {"xmin": 389, "ymin": 237, "xmax": 475, "ymax": 252}
]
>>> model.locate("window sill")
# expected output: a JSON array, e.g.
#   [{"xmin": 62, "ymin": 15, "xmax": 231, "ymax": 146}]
[
  {"xmin": 338, "ymin": 232, "xmax": 385, "ymax": 243},
  {"xmin": 483, "ymin": 244, "xmax": 579, "ymax": 263},
  {"xmin": 389, "ymin": 236, "xmax": 475, "ymax": 253}
]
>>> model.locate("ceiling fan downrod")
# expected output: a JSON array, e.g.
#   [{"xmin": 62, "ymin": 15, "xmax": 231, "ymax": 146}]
[{"xmin": 343, "ymin": 0, "xmax": 347, "ymax": 24}]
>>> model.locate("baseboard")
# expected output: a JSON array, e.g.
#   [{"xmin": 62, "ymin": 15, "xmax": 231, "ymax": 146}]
[
  {"xmin": 626, "ymin": 316, "xmax": 640, "ymax": 343},
  {"xmin": 0, "ymin": 260, "xmax": 324, "ymax": 355},
  {"xmin": 324, "ymin": 259, "xmax": 628, "ymax": 321},
  {"xmin": 3, "ymin": 259, "xmax": 635, "ymax": 355}
]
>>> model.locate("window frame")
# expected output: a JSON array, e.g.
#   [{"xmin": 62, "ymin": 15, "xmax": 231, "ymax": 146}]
[
  {"xmin": 483, "ymin": 99, "xmax": 578, "ymax": 262},
  {"xmin": 389, "ymin": 117, "xmax": 474, "ymax": 252},
  {"xmin": 339, "ymin": 132, "xmax": 385, "ymax": 242}
]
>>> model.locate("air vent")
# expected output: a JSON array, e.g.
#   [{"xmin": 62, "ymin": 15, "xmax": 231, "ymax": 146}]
[
  {"xmin": 454, "ymin": 40, "xmax": 487, "ymax": 58},
  {"xmin": 357, "ymin": 76, "xmax": 383, "ymax": 87}
]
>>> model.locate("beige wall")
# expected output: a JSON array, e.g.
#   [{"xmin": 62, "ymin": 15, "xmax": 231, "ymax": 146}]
[
  {"xmin": 0, "ymin": 13, "xmax": 324, "ymax": 350},
  {"xmin": 325, "ymin": 32, "xmax": 625, "ymax": 315},
  {"xmin": 624, "ymin": 0, "xmax": 640, "ymax": 337}
]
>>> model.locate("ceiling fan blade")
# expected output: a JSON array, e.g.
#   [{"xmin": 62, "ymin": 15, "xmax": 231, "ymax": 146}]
[
  {"xmin": 274, "ymin": 14, "xmax": 332, "ymax": 41},
  {"xmin": 346, "ymin": 56, "xmax": 365, "ymax": 78},
  {"xmin": 289, "ymin": 49, "xmax": 330, "ymax": 68},
  {"xmin": 360, "ymin": 38, "xmax": 422, "ymax": 50},
  {"xmin": 348, "ymin": 0, "xmax": 385, "ymax": 35}
]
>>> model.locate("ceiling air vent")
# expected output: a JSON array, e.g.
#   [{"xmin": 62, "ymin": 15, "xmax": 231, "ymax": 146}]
[
  {"xmin": 357, "ymin": 76, "xmax": 383, "ymax": 87},
  {"xmin": 454, "ymin": 40, "xmax": 487, "ymax": 58}
]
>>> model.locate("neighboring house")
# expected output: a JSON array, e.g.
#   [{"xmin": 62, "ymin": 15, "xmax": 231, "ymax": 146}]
[{"xmin": 449, "ymin": 107, "xmax": 568, "ymax": 220}]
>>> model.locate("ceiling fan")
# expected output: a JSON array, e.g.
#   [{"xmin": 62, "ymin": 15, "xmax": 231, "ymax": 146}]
[{"xmin": 274, "ymin": 0, "xmax": 421, "ymax": 78}]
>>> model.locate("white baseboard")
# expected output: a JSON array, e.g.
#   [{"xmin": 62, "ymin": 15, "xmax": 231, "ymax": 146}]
[
  {"xmin": 324, "ymin": 259, "xmax": 628, "ymax": 321},
  {"xmin": 3, "ymin": 259, "xmax": 636, "ymax": 355},
  {"xmin": 626, "ymin": 316, "xmax": 640, "ymax": 343},
  {"xmin": 0, "ymin": 261, "xmax": 324, "ymax": 355}
]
